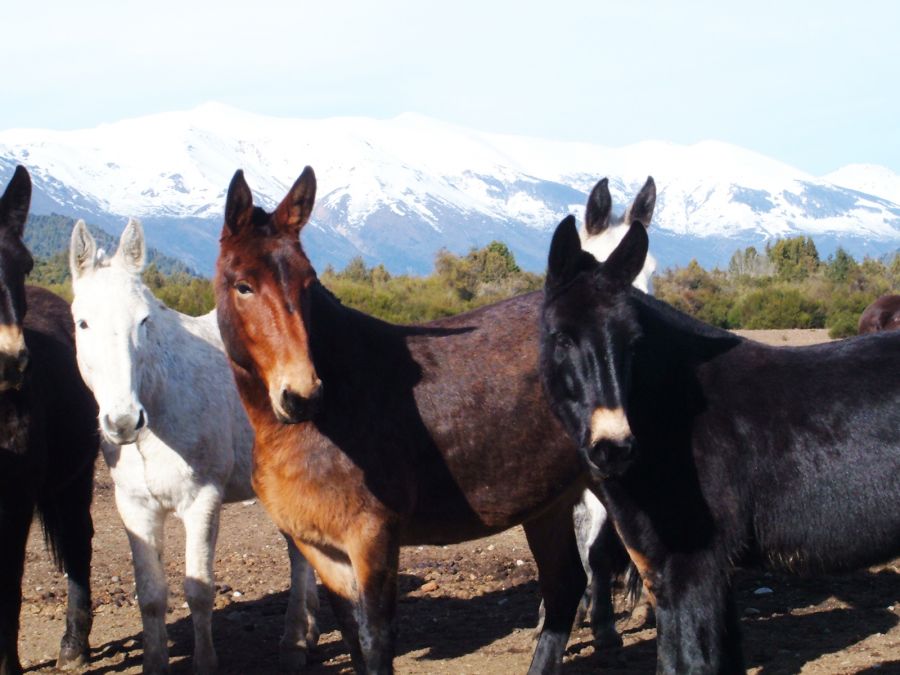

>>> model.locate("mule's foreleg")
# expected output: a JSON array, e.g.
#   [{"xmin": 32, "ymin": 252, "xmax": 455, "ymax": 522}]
[
  {"xmin": 295, "ymin": 542, "xmax": 365, "ymax": 673},
  {"xmin": 0, "ymin": 498, "xmax": 32, "ymax": 675},
  {"xmin": 115, "ymin": 490, "xmax": 169, "ymax": 675},
  {"xmin": 278, "ymin": 533, "xmax": 319, "ymax": 672},
  {"xmin": 182, "ymin": 489, "xmax": 223, "ymax": 675},
  {"xmin": 524, "ymin": 497, "xmax": 586, "ymax": 675},
  {"xmin": 52, "ymin": 467, "xmax": 95, "ymax": 670},
  {"xmin": 575, "ymin": 488, "xmax": 624, "ymax": 648},
  {"xmin": 347, "ymin": 528, "xmax": 400, "ymax": 675},
  {"xmin": 297, "ymin": 524, "xmax": 400, "ymax": 675},
  {"xmin": 654, "ymin": 558, "xmax": 743, "ymax": 675}
]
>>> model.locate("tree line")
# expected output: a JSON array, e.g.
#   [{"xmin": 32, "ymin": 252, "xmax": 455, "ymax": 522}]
[{"xmin": 27, "ymin": 237, "xmax": 900, "ymax": 337}]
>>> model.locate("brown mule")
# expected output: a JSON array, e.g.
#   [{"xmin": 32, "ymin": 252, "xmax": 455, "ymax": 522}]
[
  {"xmin": 215, "ymin": 167, "xmax": 590, "ymax": 674},
  {"xmin": 858, "ymin": 293, "xmax": 900, "ymax": 334}
]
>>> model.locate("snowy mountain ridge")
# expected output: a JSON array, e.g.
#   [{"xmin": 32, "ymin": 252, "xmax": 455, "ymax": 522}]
[{"xmin": 1, "ymin": 103, "xmax": 898, "ymax": 274}]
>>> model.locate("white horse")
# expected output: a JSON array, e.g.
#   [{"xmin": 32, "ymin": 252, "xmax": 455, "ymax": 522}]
[
  {"xmin": 69, "ymin": 219, "xmax": 318, "ymax": 674},
  {"xmin": 572, "ymin": 176, "xmax": 657, "ymax": 644}
]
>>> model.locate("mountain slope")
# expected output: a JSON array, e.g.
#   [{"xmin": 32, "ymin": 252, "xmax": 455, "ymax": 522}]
[{"xmin": 2, "ymin": 104, "xmax": 899, "ymax": 274}]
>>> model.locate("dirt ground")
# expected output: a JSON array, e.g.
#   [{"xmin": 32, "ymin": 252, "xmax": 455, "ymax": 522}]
[{"xmin": 17, "ymin": 329, "xmax": 900, "ymax": 674}]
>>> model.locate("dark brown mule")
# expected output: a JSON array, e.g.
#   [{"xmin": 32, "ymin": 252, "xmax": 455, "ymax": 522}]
[
  {"xmin": 0, "ymin": 167, "xmax": 99, "ymax": 675},
  {"xmin": 215, "ymin": 167, "xmax": 590, "ymax": 674},
  {"xmin": 858, "ymin": 293, "xmax": 900, "ymax": 334}
]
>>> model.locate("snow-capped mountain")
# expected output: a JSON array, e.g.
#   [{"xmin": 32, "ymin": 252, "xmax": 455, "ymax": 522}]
[{"xmin": 1, "ymin": 103, "xmax": 898, "ymax": 275}]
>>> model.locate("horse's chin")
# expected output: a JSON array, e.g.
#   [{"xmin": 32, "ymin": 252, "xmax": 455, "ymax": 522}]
[
  {"xmin": 101, "ymin": 427, "xmax": 146, "ymax": 446},
  {"xmin": 580, "ymin": 442, "xmax": 635, "ymax": 480}
]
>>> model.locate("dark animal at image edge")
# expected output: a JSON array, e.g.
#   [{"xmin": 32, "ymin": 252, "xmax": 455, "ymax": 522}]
[
  {"xmin": 858, "ymin": 293, "xmax": 900, "ymax": 334},
  {"xmin": 213, "ymin": 165, "xmax": 632, "ymax": 674},
  {"xmin": 0, "ymin": 166, "xmax": 100, "ymax": 675},
  {"xmin": 539, "ymin": 214, "xmax": 900, "ymax": 673}
]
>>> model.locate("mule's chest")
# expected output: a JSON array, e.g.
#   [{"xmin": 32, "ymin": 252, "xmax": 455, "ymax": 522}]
[
  {"xmin": 104, "ymin": 439, "xmax": 204, "ymax": 513},
  {"xmin": 250, "ymin": 439, "xmax": 380, "ymax": 550}
]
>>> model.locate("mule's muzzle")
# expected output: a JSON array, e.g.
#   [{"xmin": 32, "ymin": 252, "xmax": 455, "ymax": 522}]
[
  {"xmin": 101, "ymin": 408, "xmax": 147, "ymax": 445},
  {"xmin": 0, "ymin": 348, "xmax": 29, "ymax": 392},
  {"xmin": 276, "ymin": 384, "xmax": 323, "ymax": 424},
  {"xmin": 582, "ymin": 438, "xmax": 636, "ymax": 479}
]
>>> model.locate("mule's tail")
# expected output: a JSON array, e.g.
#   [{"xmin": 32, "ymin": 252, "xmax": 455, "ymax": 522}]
[
  {"xmin": 591, "ymin": 518, "xmax": 644, "ymax": 612},
  {"xmin": 36, "ymin": 496, "xmax": 67, "ymax": 571}
]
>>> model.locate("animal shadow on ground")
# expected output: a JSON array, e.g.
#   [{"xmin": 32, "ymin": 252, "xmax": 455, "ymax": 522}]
[
  {"xmin": 564, "ymin": 566, "xmax": 900, "ymax": 674},
  {"xmin": 32, "ymin": 566, "xmax": 898, "ymax": 674},
  {"xmin": 59, "ymin": 573, "xmax": 547, "ymax": 674}
]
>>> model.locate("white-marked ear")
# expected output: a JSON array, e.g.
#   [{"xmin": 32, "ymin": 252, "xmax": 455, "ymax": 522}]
[
  {"xmin": 116, "ymin": 218, "xmax": 146, "ymax": 273},
  {"xmin": 584, "ymin": 178, "xmax": 612, "ymax": 236},
  {"xmin": 69, "ymin": 219, "xmax": 97, "ymax": 280},
  {"xmin": 624, "ymin": 176, "xmax": 656, "ymax": 229}
]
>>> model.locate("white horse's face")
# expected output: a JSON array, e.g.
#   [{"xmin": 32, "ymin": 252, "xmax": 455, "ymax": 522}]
[{"xmin": 70, "ymin": 219, "xmax": 152, "ymax": 445}]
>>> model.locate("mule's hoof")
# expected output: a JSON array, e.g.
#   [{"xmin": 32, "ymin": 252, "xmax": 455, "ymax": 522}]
[
  {"xmin": 592, "ymin": 626, "xmax": 623, "ymax": 650},
  {"xmin": 56, "ymin": 640, "xmax": 89, "ymax": 671},
  {"xmin": 278, "ymin": 646, "xmax": 309, "ymax": 673}
]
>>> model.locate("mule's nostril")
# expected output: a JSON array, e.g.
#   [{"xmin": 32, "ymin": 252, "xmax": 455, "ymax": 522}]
[
  {"xmin": 136, "ymin": 409, "xmax": 146, "ymax": 430},
  {"xmin": 278, "ymin": 388, "xmax": 320, "ymax": 424}
]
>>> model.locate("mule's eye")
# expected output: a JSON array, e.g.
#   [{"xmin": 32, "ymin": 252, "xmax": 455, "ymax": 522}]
[
  {"xmin": 77, "ymin": 319, "xmax": 88, "ymax": 330},
  {"xmin": 140, "ymin": 316, "xmax": 149, "ymax": 327},
  {"xmin": 235, "ymin": 281, "xmax": 254, "ymax": 296}
]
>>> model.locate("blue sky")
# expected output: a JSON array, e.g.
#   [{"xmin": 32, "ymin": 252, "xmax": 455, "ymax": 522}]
[{"xmin": 4, "ymin": 1, "xmax": 899, "ymax": 174}]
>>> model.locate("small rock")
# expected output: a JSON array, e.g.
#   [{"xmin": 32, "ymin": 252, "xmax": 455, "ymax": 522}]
[
  {"xmin": 515, "ymin": 559, "xmax": 525, "ymax": 567},
  {"xmin": 232, "ymin": 591, "xmax": 243, "ymax": 598},
  {"xmin": 182, "ymin": 601, "xmax": 189, "ymax": 609},
  {"xmin": 420, "ymin": 581, "xmax": 439, "ymax": 593},
  {"xmin": 111, "ymin": 576, "xmax": 121, "ymax": 583},
  {"xmin": 242, "ymin": 499, "xmax": 256, "ymax": 506},
  {"xmin": 753, "ymin": 587, "xmax": 774, "ymax": 595}
]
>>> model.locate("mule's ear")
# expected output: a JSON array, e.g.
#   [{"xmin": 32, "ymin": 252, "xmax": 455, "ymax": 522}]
[
  {"xmin": 546, "ymin": 215, "xmax": 583, "ymax": 288},
  {"xmin": 69, "ymin": 219, "xmax": 97, "ymax": 280},
  {"xmin": 116, "ymin": 218, "xmax": 146, "ymax": 273},
  {"xmin": 0, "ymin": 166, "xmax": 32, "ymax": 238},
  {"xmin": 584, "ymin": 177, "xmax": 612, "ymax": 236},
  {"xmin": 274, "ymin": 166, "xmax": 316, "ymax": 236},
  {"xmin": 625, "ymin": 176, "xmax": 656, "ymax": 229},
  {"xmin": 224, "ymin": 169, "xmax": 254, "ymax": 236},
  {"xmin": 599, "ymin": 221, "xmax": 649, "ymax": 289}
]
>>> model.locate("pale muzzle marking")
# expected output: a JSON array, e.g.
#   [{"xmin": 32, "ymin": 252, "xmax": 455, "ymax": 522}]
[{"xmin": 589, "ymin": 407, "xmax": 632, "ymax": 445}]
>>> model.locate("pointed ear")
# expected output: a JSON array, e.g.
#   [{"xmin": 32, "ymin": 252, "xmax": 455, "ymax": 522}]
[
  {"xmin": 274, "ymin": 166, "xmax": 316, "ymax": 235},
  {"xmin": 599, "ymin": 221, "xmax": 649, "ymax": 289},
  {"xmin": 0, "ymin": 166, "xmax": 32, "ymax": 238},
  {"xmin": 116, "ymin": 218, "xmax": 146, "ymax": 273},
  {"xmin": 584, "ymin": 177, "xmax": 611, "ymax": 236},
  {"xmin": 69, "ymin": 219, "xmax": 97, "ymax": 280},
  {"xmin": 224, "ymin": 169, "xmax": 254, "ymax": 236},
  {"xmin": 546, "ymin": 215, "xmax": 584, "ymax": 288},
  {"xmin": 625, "ymin": 176, "xmax": 656, "ymax": 228}
]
